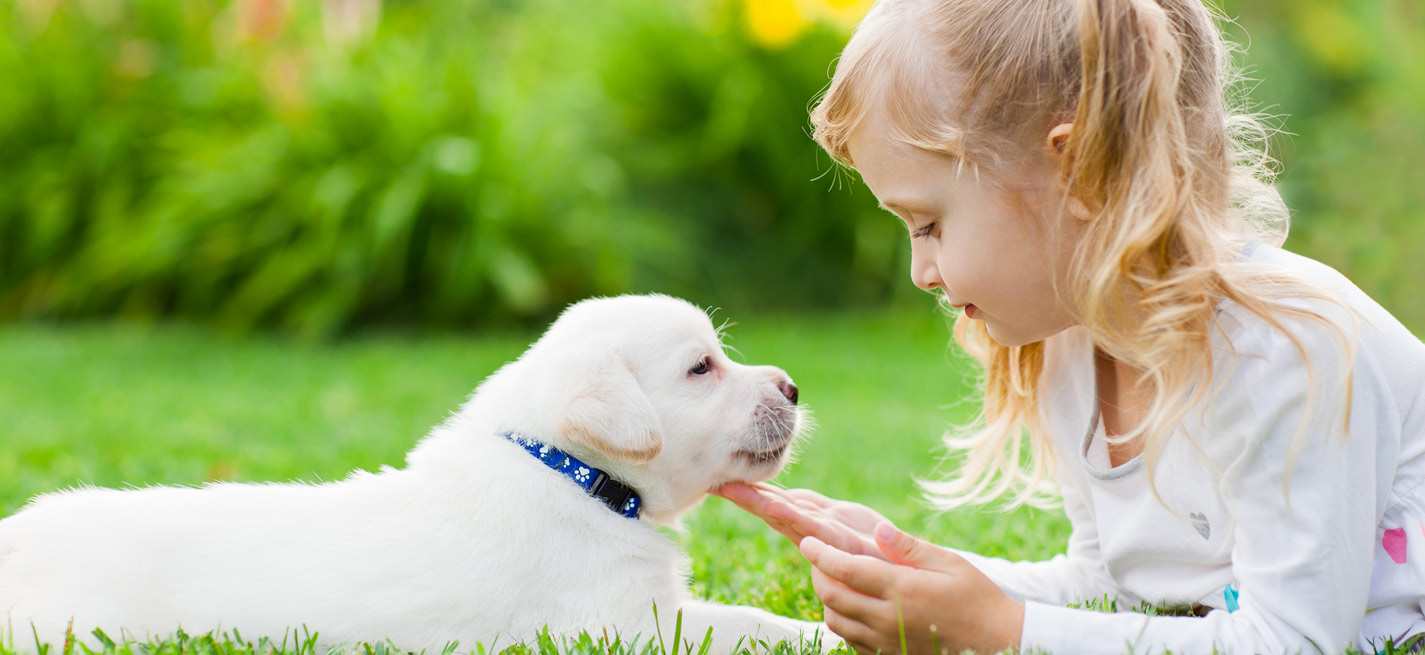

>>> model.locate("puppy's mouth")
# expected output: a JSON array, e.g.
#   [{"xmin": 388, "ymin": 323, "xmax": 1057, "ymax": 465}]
[
  {"xmin": 734, "ymin": 402, "xmax": 802, "ymax": 469},
  {"xmin": 735, "ymin": 443, "xmax": 791, "ymax": 466}
]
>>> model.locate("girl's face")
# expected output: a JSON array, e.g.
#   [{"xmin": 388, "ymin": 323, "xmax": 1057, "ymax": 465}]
[{"xmin": 847, "ymin": 118, "xmax": 1083, "ymax": 347}]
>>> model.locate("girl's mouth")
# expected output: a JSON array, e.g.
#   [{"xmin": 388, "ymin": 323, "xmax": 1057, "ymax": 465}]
[{"xmin": 964, "ymin": 304, "xmax": 979, "ymax": 319}]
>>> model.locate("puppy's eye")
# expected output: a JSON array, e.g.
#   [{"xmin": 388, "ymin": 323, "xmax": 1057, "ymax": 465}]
[{"xmin": 689, "ymin": 358, "xmax": 712, "ymax": 376}]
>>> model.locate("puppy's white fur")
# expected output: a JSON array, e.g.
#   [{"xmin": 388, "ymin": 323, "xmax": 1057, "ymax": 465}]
[{"xmin": 0, "ymin": 295, "xmax": 831, "ymax": 653}]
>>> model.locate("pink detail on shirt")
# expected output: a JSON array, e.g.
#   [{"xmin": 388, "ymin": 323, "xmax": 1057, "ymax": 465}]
[{"xmin": 1383, "ymin": 527, "xmax": 1408, "ymax": 564}]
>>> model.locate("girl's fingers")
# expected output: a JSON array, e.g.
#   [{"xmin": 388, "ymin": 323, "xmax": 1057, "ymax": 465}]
[
  {"xmin": 782, "ymin": 487, "xmax": 837, "ymax": 507},
  {"xmin": 766, "ymin": 498, "xmax": 834, "ymax": 532},
  {"xmin": 810, "ymin": 562, "xmax": 891, "ymax": 633},
  {"xmin": 719, "ymin": 484, "xmax": 892, "ymax": 560},
  {"xmin": 802, "ymin": 536, "xmax": 897, "ymax": 599},
  {"xmin": 719, "ymin": 484, "xmax": 813, "ymax": 521},
  {"xmin": 769, "ymin": 501, "xmax": 890, "ymax": 560},
  {"xmin": 719, "ymin": 484, "xmax": 796, "ymax": 527},
  {"xmin": 821, "ymin": 606, "xmax": 880, "ymax": 654},
  {"xmin": 830, "ymin": 503, "xmax": 888, "ymax": 528},
  {"xmin": 716, "ymin": 485, "xmax": 811, "ymax": 545},
  {"xmin": 764, "ymin": 498, "xmax": 803, "ymax": 522},
  {"xmin": 781, "ymin": 489, "xmax": 888, "ymax": 534},
  {"xmin": 768, "ymin": 501, "xmax": 843, "ymax": 545},
  {"xmin": 714, "ymin": 482, "xmax": 773, "ymax": 512},
  {"xmin": 792, "ymin": 498, "xmax": 825, "ymax": 513},
  {"xmin": 820, "ymin": 520, "xmax": 889, "ymax": 560},
  {"xmin": 818, "ymin": 521, "xmax": 864, "ymax": 553},
  {"xmin": 769, "ymin": 501, "xmax": 862, "ymax": 550}
]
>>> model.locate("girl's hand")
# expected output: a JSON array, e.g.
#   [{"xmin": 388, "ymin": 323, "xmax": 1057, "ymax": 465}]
[
  {"xmin": 803, "ymin": 522, "xmax": 1024, "ymax": 655},
  {"xmin": 714, "ymin": 482, "xmax": 894, "ymax": 561}
]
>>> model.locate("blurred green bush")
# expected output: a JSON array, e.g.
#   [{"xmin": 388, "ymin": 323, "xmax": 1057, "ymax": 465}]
[
  {"xmin": 0, "ymin": 0, "xmax": 898, "ymax": 337},
  {"xmin": 1224, "ymin": 0, "xmax": 1425, "ymax": 332},
  {"xmin": 0, "ymin": 0, "xmax": 1419, "ymax": 336}
]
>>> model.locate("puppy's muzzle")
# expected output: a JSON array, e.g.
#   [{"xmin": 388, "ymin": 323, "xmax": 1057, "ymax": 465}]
[{"xmin": 738, "ymin": 376, "xmax": 802, "ymax": 466}]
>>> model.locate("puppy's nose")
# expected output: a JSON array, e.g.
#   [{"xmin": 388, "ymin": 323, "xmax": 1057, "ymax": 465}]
[{"xmin": 778, "ymin": 379, "xmax": 799, "ymax": 405}]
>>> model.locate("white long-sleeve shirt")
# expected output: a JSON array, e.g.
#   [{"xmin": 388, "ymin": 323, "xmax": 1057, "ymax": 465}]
[{"xmin": 955, "ymin": 243, "xmax": 1425, "ymax": 654}]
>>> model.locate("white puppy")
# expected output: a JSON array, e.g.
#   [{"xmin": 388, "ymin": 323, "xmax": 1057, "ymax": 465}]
[{"xmin": 0, "ymin": 294, "xmax": 833, "ymax": 653}]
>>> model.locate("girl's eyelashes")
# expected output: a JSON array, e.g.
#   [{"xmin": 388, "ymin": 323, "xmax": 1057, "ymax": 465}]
[{"xmin": 912, "ymin": 223, "xmax": 939, "ymax": 239}]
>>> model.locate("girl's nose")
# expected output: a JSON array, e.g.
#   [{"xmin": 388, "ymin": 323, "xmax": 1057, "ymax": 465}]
[{"xmin": 909, "ymin": 240, "xmax": 941, "ymax": 291}]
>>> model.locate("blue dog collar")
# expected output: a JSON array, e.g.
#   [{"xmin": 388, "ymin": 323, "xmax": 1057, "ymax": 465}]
[{"xmin": 502, "ymin": 433, "xmax": 643, "ymax": 519}]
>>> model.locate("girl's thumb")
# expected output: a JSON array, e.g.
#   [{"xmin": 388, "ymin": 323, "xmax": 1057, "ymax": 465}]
[{"xmin": 874, "ymin": 521, "xmax": 943, "ymax": 568}]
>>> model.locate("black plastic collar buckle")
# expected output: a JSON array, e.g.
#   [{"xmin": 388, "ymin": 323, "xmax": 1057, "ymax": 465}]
[{"xmin": 589, "ymin": 473, "xmax": 637, "ymax": 516}]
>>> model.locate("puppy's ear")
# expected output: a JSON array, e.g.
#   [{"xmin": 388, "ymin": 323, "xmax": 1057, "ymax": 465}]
[{"xmin": 556, "ymin": 351, "xmax": 664, "ymax": 464}]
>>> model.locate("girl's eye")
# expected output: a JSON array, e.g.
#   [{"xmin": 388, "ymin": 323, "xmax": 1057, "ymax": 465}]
[
  {"xmin": 689, "ymin": 358, "xmax": 712, "ymax": 376},
  {"xmin": 912, "ymin": 223, "xmax": 939, "ymax": 239}
]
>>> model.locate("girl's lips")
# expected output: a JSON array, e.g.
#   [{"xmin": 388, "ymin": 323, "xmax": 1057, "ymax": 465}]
[{"xmin": 964, "ymin": 304, "xmax": 978, "ymax": 319}]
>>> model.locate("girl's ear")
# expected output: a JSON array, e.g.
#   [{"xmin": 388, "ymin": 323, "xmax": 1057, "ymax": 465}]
[
  {"xmin": 1046, "ymin": 122, "xmax": 1092, "ymax": 221},
  {"xmin": 1046, "ymin": 122, "xmax": 1073, "ymax": 156}
]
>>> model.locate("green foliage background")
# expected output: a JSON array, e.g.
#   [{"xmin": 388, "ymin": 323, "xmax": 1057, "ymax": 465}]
[
  {"xmin": 1233, "ymin": 0, "xmax": 1425, "ymax": 329},
  {"xmin": 0, "ymin": 0, "xmax": 1420, "ymax": 336}
]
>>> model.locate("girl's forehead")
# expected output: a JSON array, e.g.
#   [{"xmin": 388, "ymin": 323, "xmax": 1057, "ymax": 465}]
[
  {"xmin": 811, "ymin": 1, "xmax": 978, "ymax": 165},
  {"xmin": 848, "ymin": 133, "xmax": 969, "ymax": 209},
  {"xmin": 838, "ymin": 87, "xmax": 971, "ymax": 169},
  {"xmin": 847, "ymin": 117, "xmax": 938, "ymax": 169}
]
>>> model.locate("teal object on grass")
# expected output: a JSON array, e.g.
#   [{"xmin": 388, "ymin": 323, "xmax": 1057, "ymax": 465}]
[{"xmin": 1224, "ymin": 584, "xmax": 1240, "ymax": 613}]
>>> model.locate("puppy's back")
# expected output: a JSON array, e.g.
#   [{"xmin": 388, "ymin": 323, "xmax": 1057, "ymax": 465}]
[{"xmin": 0, "ymin": 476, "xmax": 441, "ymax": 646}]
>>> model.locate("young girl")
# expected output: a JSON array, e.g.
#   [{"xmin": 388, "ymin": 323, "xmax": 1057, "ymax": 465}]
[{"xmin": 718, "ymin": 0, "xmax": 1425, "ymax": 652}]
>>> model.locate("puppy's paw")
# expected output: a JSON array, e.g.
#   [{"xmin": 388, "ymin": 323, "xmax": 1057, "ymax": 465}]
[{"xmin": 795, "ymin": 620, "xmax": 845, "ymax": 653}]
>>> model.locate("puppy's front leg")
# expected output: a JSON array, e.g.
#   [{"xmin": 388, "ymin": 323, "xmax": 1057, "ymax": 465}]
[{"xmin": 663, "ymin": 601, "xmax": 841, "ymax": 654}]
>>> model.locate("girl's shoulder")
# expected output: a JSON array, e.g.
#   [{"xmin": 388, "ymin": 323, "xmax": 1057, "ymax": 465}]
[
  {"xmin": 1216, "ymin": 242, "xmax": 1422, "ymax": 367},
  {"xmin": 1036, "ymin": 243, "xmax": 1425, "ymax": 456},
  {"xmin": 1203, "ymin": 244, "xmax": 1425, "ymax": 495},
  {"xmin": 1203, "ymin": 246, "xmax": 1425, "ymax": 459}
]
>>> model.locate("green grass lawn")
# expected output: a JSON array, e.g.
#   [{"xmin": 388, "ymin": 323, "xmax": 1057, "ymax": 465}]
[{"xmin": 0, "ymin": 303, "xmax": 1071, "ymax": 653}]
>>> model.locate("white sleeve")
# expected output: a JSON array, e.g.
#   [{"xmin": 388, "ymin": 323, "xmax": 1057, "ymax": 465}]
[
  {"xmin": 952, "ymin": 449, "xmax": 1127, "ymax": 607},
  {"xmin": 1020, "ymin": 325, "xmax": 1387, "ymax": 654}
]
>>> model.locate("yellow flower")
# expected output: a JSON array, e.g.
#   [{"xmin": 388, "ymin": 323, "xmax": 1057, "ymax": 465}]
[
  {"xmin": 743, "ymin": 0, "xmax": 808, "ymax": 48},
  {"xmin": 810, "ymin": 0, "xmax": 873, "ymax": 30},
  {"xmin": 739, "ymin": 0, "xmax": 875, "ymax": 47}
]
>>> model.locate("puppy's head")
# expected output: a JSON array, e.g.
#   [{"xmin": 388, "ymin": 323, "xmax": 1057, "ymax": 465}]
[{"xmin": 501, "ymin": 294, "xmax": 804, "ymax": 523}]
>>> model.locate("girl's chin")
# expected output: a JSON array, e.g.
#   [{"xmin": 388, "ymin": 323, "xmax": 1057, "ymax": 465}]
[
  {"xmin": 986, "ymin": 320, "xmax": 1079, "ymax": 348},
  {"xmin": 983, "ymin": 319, "xmax": 1034, "ymax": 348}
]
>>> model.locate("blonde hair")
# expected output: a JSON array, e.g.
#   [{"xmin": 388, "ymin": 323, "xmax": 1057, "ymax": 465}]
[{"xmin": 812, "ymin": 0, "xmax": 1353, "ymax": 508}]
